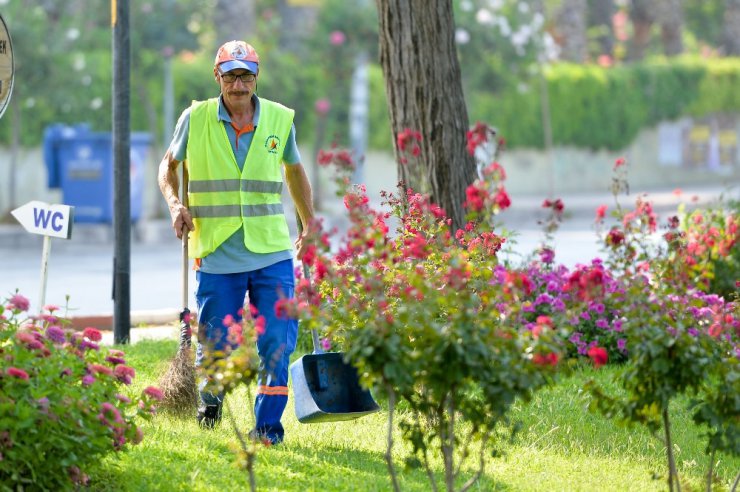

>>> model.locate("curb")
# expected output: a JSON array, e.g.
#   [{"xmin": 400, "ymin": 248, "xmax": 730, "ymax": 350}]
[{"xmin": 68, "ymin": 308, "xmax": 181, "ymax": 331}]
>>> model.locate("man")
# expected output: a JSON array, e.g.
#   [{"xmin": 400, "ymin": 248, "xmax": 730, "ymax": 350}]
[{"xmin": 158, "ymin": 40, "xmax": 313, "ymax": 444}]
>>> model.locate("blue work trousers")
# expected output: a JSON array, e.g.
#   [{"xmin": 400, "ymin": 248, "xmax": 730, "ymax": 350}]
[{"xmin": 195, "ymin": 259, "xmax": 297, "ymax": 443}]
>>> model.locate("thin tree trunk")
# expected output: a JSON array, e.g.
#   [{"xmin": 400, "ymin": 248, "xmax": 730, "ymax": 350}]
[
  {"xmin": 384, "ymin": 386, "xmax": 401, "ymax": 492},
  {"xmin": 663, "ymin": 408, "xmax": 681, "ymax": 492},
  {"xmin": 722, "ymin": 0, "xmax": 740, "ymax": 55},
  {"xmin": 706, "ymin": 447, "xmax": 715, "ymax": 492},
  {"xmin": 442, "ymin": 395, "xmax": 455, "ymax": 491},
  {"xmin": 375, "ymin": 0, "xmax": 476, "ymax": 232}
]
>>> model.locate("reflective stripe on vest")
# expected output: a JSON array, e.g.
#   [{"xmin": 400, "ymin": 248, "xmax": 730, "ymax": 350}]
[{"xmin": 186, "ymin": 97, "xmax": 295, "ymax": 257}]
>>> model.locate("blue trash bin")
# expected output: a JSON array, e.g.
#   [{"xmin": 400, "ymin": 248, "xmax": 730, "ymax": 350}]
[{"xmin": 44, "ymin": 125, "xmax": 151, "ymax": 224}]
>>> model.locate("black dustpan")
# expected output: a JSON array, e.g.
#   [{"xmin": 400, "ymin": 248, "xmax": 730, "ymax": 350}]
[
  {"xmin": 289, "ymin": 247, "xmax": 380, "ymax": 423},
  {"xmin": 290, "ymin": 328, "xmax": 380, "ymax": 423}
]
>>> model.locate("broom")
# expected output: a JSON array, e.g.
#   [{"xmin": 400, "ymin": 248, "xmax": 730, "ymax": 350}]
[{"xmin": 158, "ymin": 165, "xmax": 198, "ymax": 415}]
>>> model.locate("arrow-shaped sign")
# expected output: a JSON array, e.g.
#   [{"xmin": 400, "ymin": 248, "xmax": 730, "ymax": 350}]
[{"xmin": 11, "ymin": 201, "xmax": 74, "ymax": 239}]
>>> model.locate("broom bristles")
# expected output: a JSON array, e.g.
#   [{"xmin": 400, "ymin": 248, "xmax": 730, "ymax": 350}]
[{"xmin": 158, "ymin": 346, "xmax": 198, "ymax": 417}]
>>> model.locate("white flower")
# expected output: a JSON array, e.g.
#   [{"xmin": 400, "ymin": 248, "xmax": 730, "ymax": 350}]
[
  {"xmin": 518, "ymin": 2, "xmax": 530, "ymax": 14},
  {"xmin": 455, "ymin": 28, "xmax": 471, "ymax": 45},
  {"xmin": 476, "ymin": 8, "xmax": 495, "ymax": 26},
  {"xmin": 460, "ymin": 0, "xmax": 473, "ymax": 12},
  {"xmin": 73, "ymin": 55, "xmax": 86, "ymax": 71},
  {"xmin": 90, "ymin": 98, "xmax": 103, "ymax": 110},
  {"xmin": 488, "ymin": 0, "xmax": 504, "ymax": 10},
  {"xmin": 66, "ymin": 28, "xmax": 80, "ymax": 41}
]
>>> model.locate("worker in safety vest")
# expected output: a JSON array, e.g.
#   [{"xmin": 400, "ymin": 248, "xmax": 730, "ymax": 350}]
[{"xmin": 158, "ymin": 40, "xmax": 314, "ymax": 445}]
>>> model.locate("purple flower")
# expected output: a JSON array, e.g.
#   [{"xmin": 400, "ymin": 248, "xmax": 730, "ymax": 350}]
[
  {"xmin": 535, "ymin": 293, "xmax": 552, "ymax": 306},
  {"xmin": 688, "ymin": 328, "xmax": 699, "ymax": 337},
  {"xmin": 46, "ymin": 325, "xmax": 66, "ymax": 344},
  {"xmin": 617, "ymin": 339, "xmax": 627, "ymax": 352},
  {"xmin": 321, "ymin": 337, "xmax": 332, "ymax": 351},
  {"xmin": 596, "ymin": 318, "xmax": 609, "ymax": 329},
  {"xmin": 82, "ymin": 375, "xmax": 96, "ymax": 386},
  {"xmin": 80, "ymin": 340, "xmax": 100, "ymax": 351}
]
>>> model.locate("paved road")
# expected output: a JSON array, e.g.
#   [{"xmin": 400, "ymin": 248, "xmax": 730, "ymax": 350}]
[{"xmin": 1, "ymin": 183, "xmax": 732, "ymax": 324}]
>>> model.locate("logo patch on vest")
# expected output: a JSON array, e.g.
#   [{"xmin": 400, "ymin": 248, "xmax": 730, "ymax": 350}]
[{"xmin": 265, "ymin": 135, "xmax": 281, "ymax": 154}]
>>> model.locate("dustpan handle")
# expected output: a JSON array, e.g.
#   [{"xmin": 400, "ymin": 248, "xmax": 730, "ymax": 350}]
[{"xmin": 296, "ymin": 211, "xmax": 324, "ymax": 355}]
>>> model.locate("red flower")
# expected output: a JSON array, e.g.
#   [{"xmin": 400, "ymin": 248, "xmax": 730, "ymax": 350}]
[
  {"xmin": 533, "ymin": 352, "xmax": 559, "ymax": 366},
  {"xmin": 587, "ymin": 346, "xmax": 608, "ymax": 368},
  {"xmin": 614, "ymin": 157, "xmax": 626, "ymax": 169},
  {"xmin": 465, "ymin": 184, "xmax": 488, "ymax": 212},
  {"xmin": 83, "ymin": 327, "xmax": 102, "ymax": 342},
  {"xmin": 7, "ymin": 367, "xmax": 30, "ymax": 380},
  {"xmin": 494, "ymin": 188, "xmax": 511, "ymax": 210}
]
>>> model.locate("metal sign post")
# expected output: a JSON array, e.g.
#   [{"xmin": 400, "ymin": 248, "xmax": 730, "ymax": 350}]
[{"xmin": 11, "ymin": 201, "xmax": 74, "ymax": 314}]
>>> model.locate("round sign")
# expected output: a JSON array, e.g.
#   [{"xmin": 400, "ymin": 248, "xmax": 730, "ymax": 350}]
[{"xmin": 0, "ymin": 14, "xmax": 14, "ymax": 120}]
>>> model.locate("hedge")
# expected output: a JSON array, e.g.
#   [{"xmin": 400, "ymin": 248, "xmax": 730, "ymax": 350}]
[{"xmin": 467, "ymin": 56, "xmax": 740, "ymax": 151}]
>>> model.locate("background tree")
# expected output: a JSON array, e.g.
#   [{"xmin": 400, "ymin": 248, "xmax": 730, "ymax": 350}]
[
  {"xmin": 655, "ymin": 0, "xmax": 685, "ymax": 56},
  {"xmin": 555, "ymin": 0, "xmax": 588, "ymax": 62},
  {"xmin": 587, "ymin": 0, "xmax": 615, "ymax": 59},
  {"xmin": 375, "ymin": 0, "xmax": 476, "ymax": 230},
  {"xmin": 722, "ymin": 0, "xmax": 740, "ymax": 54},
  {"xmin": 628, "ymin": 0, "xmax": 656, "ymax": 60}
]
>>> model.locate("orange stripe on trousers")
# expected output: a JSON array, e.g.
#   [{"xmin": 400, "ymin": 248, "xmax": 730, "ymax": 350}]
[{"xmin": 257, "ymin": 385, "xmax": 289, "ymax": 396}]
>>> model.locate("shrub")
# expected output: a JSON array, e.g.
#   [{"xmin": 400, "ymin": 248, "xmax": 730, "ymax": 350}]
[{"xmin": 0, "ymin": 294, "xmax": 161, "ymax": 490}]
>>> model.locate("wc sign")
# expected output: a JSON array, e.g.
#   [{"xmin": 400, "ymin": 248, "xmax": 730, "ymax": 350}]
[{"xmin": 11, "ymin": 201, "xmax": 74, "ymax": 239}]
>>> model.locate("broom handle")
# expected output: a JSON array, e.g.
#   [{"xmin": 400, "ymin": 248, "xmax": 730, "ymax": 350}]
[
  {"xmin": 182, "ymin": 165, "xmax": 189, "ymax": 310},
  {"xmin": 295, "ymin": 211, "xmax": 323, "ymax": 354}
]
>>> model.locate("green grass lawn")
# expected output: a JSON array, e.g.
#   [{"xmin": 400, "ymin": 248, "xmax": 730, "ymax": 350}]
[{"xmin": 90, "ymin": 339, "xmax": 739, "ymax": 491}]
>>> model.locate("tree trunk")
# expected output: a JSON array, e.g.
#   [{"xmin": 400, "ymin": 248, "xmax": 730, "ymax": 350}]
[
  {"xmin": 628, "ymin": 0, "xmax": 655, "ymax": 61},
  {"xmin": 375, "ymin": 0, "xmax": 476, "ymax": 232},
  {"xmin": 587, "ymin": 0, "xmax": 616, "ymax": 57},
  {"xmin": 556, "ymin": 0, "xmax": 589, "ymax": 62},
  {"xmin": 722, "ymin": 0, "xmax": 740, "ymax": 55},
  {"xmin": 655, "ymin": 0, "xmax": 684, "ymax": 56},
  {"xmin": 213, "ymin": 0, "xmax": 256, "ymax": 49}
]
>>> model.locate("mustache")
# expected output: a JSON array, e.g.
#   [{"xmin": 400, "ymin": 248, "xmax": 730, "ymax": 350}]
[{"xmin": 228, "ymin": 90, "xmax": 250, "ymax": 96}]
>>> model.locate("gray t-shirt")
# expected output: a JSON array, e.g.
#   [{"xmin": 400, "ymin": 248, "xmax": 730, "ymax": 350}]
[{"xmin": 169, "ymin": 95, "xmax": 301, "ymax": 273}]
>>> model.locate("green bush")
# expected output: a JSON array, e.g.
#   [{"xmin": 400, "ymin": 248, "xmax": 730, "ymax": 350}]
[
  {"xmin": 468, "ymin": 56, "xmax": 740, "ymax": 151},
  {"xmin": 0, "ymin": 295, "xmax": 160, "ymax": 490}
]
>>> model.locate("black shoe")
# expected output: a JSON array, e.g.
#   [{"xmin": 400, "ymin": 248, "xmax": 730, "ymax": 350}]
[{"xmin": 196, "ymin": 404, "xmax": 222, "ymax": 429}]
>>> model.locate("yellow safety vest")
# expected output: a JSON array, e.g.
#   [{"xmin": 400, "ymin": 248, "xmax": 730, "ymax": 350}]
[{"xmin": 185, "ymin": 97, "xmax": 295, "ymax": 258}]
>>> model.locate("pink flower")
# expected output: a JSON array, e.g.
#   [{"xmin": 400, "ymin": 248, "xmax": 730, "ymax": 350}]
[
  {"xmin": 113, "ymin": 365, "xmax": 135, "ymax": 385},
  {"xmin": 595, "ymin": 205, "xmax": 607, "ymax": 221},
  {"xmin": 587, "ymin": 346, "xmax": 609, "ymax": 368},
  {"xmin": 7, "ymin": 367, "xmax": 30, "ymax": 380},
  {"xmin": 254, "ymin": 316, "xmax": 266, "ymax": 336},
  {"xmin": 7, "ymin": 294, "xmax": 30, "ymax": 312},
  {"xmin": 321, "ymin": 337, "xmax": 332, "ymax": 351},
  {"xmin": 614, "ymin": 157, "xmax": 626, "ymax": 169},
  {"xmin": 329, "ymin": 30, "xmax": 346, "ymax": 46},
  {"xmin": 143, "ymin": 386, "xmax": 164, "ymax": 401},
  {"xmin": 314, "ymin": 98, "xmax": 331, "ymax": 115},
  {"xmin": 82, "ymin": 327, "xmax": 102, "ymax": 342}
]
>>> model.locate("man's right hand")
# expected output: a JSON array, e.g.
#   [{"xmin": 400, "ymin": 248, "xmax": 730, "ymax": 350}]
[{"xmin": 170, "ymin": 204, "xmax": 194, "ymax": 240}]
